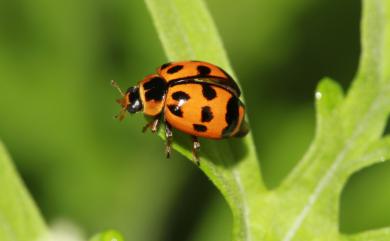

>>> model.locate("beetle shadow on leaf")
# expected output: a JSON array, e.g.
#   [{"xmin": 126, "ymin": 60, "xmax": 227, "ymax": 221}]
[{"xmin": 199, "ymin": 138, "xmax": 248, "ymax": 168}]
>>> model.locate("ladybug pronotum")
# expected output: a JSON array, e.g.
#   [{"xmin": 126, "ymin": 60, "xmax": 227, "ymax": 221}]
[{"xmin": 112, "ymin": 60, "xmax": 249, "ymax": 165}]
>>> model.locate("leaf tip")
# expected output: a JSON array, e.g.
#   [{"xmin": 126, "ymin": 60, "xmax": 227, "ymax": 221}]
[{"xmin": 315, "ymin": 77, "xmax": 344, "ymax": 115}]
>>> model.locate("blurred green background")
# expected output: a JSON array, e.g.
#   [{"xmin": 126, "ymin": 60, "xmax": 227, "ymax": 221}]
[{"xmin": 0, "ymin": 0, "xmax": 389, "ymax": 240}]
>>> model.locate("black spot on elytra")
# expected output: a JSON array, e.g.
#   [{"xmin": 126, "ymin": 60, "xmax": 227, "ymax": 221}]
[
  {"xmin": 222, "ymin": 96, "xmax": 239, "ymax": 137},
  {"xmin": 168, "ymin": 104, "xmax": 183, "ymax": 117},
  {"xmin": 160, "ymin": 62, "xmax": 172, "ymax": 70},
  {"xmin": 143, "ymin": 77, "xmax": 167, "ymax": 101},
  {"xmin": 202, "ymin": 84, "xmax": 217, "ymax": 100},
  {"xmin": 172, "ymin": 91, "xmax": 190, "ymax": 101},
  {"xmin": 167, "ymin": 65, "xmax": 184, "ymax": 74},
  {"xmin": 197, "ymin": 65, "xmax": 211, "ymax": 76},
  {"xmin": 201, "ymin": 106, "xmax": 213, "ymax": 122},
  {"xmin": 193, "ymin": 124, "xmax": 207, "ymax": 132}
]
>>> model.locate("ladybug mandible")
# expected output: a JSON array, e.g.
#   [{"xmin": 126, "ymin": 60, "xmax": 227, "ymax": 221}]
[{"xmin": 112, "ymin": 60, "xmax": 249, "ymax": 165}]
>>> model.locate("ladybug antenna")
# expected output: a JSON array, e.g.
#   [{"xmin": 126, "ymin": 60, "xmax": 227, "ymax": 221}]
[
  {"xmin": 111, "ymin": 80, "xmax": 128, "ymax": 121},
  {"xmin": 111, "ymin": 80, "xmax": 124, "ymax": 96}
]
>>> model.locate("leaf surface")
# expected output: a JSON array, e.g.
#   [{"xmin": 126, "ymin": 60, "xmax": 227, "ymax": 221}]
[{"xmin": 0, "ymin": 141, "xmax": 47, "ymax": 241}]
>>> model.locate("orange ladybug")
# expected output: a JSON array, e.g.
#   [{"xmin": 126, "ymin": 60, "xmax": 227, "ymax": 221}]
[{"xmin": 112, "ymin": 60, "xmax": 248, "ymax": 165}]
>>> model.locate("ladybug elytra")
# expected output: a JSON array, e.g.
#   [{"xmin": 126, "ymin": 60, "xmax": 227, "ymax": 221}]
[{"xmin": 112, "ymin": 60, "xmax": 249, "ymax": 165}]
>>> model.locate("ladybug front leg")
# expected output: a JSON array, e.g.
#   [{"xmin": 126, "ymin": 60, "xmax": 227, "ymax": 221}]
[
  {"xmin": 191, "ymin": 136, "xmax": 200, "ymax": 166},
  {"xmin": 142, "ymin": 117, "xmax": 160, "ymax": 133},
  {"xmin": 165, "ymin": 122, "xmax": 173, "ymax": 158}
]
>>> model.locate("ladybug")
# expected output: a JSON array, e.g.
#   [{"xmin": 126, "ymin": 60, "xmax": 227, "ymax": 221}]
[{"xmin": 112, "ymin": 60, "xmax": 248, "ymax": 165}]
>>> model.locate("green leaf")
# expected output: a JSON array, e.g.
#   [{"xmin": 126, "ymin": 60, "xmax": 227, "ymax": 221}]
[
  {"xmin": 0, "ymin": 140, "xmax": 48, "ymax": 241},
  {"xmin": 346, "ymin": 136, "xmax": 390, "ymax": 173},
  {"xmin": 315, "ymin": 77, "xmax": 344, "ymax": 128},
  {"xmin": 144, "ymin": 0, "xmax": 266, "ymax": 240},
  {"xmin": 89, "ymin": 230, "xmax": 124, "ymax": 241},
  {"xmin": 144, "ymin": 0, "xmax": 390, "ymax": 240}
]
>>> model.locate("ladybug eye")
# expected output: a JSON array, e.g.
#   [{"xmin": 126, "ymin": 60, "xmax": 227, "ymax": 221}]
[{"xmin": 127, "ymin": 86, "xmax": 143, "ymax": 113}]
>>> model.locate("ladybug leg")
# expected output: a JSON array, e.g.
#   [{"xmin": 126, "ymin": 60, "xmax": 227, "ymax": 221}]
[
  {"xmin": 151, "ymin": 118, "xmax": 160, "ymax": 133},
  {"xmin": 142, "ymin": 117, "xmax": 160, "ymax": 133},
  {"xmin": 165, "ymin": 122, "xmax": 173, "ymax": 158},
  {"xmin": 191, "ymin": 136, "xmax": 200, "ymax": 166}
]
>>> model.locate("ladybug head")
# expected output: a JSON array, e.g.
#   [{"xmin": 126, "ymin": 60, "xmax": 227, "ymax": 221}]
[
  {"xmin": 112, "ymin": 80, "xmax": 143, "ymax": 121},
  {"xmin": 125, "ymin": 86, "xmax": 143, "ymax": 113}
]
